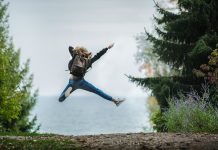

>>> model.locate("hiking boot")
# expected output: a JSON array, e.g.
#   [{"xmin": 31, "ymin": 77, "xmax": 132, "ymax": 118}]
[{"xmin": 113, "ymin": 98, "xmax": 125, "ymax": 107}]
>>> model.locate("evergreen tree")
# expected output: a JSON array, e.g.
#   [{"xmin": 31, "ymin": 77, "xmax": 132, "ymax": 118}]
[
  {"xmin": 0, "ymin": 1, "xmax": 38, "ymax": 132},
  {"xmin": 150, "ymin": 0, "xmax": 218, "ymax": 74},
  {"xmin": 130, "ymin": 0, "xmax": 218, "ymax": 132},
  {"xmin": 130, "ymin": 0, "xmax": 218, "ymax": 110}
]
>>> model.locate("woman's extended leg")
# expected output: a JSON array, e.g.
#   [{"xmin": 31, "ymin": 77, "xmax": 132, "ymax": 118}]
[
  {"xmin": 58, "ymin": 80, "xmax": 76, "ymax": 102},
  {"xmin": 79, "ymin": 79, "xmax": 113, "ymax": 101}
]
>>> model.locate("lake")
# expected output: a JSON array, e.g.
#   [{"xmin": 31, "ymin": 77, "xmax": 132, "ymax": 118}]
[{"xmin": 31, "ymin": 95, "xmax": 152, "ymax": 135}]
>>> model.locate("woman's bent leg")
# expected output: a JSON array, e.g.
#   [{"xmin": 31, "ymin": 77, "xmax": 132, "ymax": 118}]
[
  {"xmin": 58, "ymin": 80, "xmax": 76, "ymax": 102},
  {"xmin": 79, "ymin": 80, "xmax": 113, "ymax": 101}
]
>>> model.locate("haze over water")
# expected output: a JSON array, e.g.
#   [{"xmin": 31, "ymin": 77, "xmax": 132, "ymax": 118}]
[{"xmin": 31, "ymin": 96, "xmax": 151, "ymax": 135}]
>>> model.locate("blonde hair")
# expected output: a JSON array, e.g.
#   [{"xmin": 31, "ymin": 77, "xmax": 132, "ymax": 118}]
[{"xmin": 74, "ymin": 46, "xmax": 92, "ymax": 59}]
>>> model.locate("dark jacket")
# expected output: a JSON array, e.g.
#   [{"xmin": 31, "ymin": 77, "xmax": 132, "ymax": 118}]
[{"xmin": 68, "ymin": 46, "xmax": 109, "ymax": 69}]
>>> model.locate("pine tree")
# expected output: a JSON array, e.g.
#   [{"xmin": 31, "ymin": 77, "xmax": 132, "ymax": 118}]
[
  {"xmin": 150, "ymin": 0, "xmax": 218, "ymax": 74},
  {"xmin": 0, "ymin": 1, "xmax": 38, "ymax": 132},
  {"xmin": 130, "ymin": 0, "xmax": 218, "ymax": 110}
]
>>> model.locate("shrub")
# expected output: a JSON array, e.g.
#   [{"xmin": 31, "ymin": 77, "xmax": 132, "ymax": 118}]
[
  {"xmin": 151, "ymin": 109, "xmax": 167, "ymax": 132},
  {"xmin": 163, "ymin": 85, "xmax": 218, "ymax": 133}
]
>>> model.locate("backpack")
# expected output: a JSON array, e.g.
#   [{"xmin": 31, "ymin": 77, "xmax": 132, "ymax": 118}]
[{"xmin": 68, "ymin": 51, "xmax": 90, "ymax": 77}]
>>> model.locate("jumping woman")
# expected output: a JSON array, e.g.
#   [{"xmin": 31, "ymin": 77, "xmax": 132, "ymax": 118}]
[{"xmin": 58, "ymin": 43, "xmax": 125, "ymax": 106}]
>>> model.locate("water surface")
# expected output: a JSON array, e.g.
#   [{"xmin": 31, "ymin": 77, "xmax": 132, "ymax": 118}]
[{"xmin": 31, "ymin": 95, "xmax": 151, "ymax": 135}]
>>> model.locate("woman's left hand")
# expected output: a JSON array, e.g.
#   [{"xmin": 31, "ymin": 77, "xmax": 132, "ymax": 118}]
[{"xmin": 107, "ymin": 43, "xmax": 114, "ymax": 49}]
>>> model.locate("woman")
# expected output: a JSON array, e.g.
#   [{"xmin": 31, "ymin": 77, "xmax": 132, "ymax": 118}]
[{"xmin": 59, "ymin": 43, "xmax": 125, "ymax": 106}]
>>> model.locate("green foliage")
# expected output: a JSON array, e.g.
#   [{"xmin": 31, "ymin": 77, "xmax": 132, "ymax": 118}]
[
  {"xmin": 0, "ymin": 138, "xmax": 81, "ymax": 150},
  {"xmin": 149, "ymin": 0, "xmax": 218, "ymax": 74},
  {"xmin": 0, "ymin": 0, "xmax": 38, "ymax": 132},
  {"xmin": 208, "ymin": 86, "xmax": 218, "ymax": 108},
  {"xmin": 128, "ymin": 75, "xmax": 204, "ymax": 109},
  {"xmin": 192, "ymin": 48, "xmax": 218, "ymax": 108},
  {"xmin": 131, "ymin": 0, "xmax": 218, "ymax": 132},
  {"xmin": 132, "ymin": 0, "xmax": 218, "ymax": 106},
  {"xmin": 193, "ymin": 48, "xmax": 218, "ymax": 85},
  {"xmin": 146, "ymin": 96, "xmax": 166, "ymax": 132},
  {"xmin": 151, "ymin": 109, "xmax": 167, "ymax": 132},
  {"xmin": 0, "ymin": 133, "xmax": 82, "ymax": 150},
  {"xmin": 163, "ymin": 87, "xmax": 218, "ymax": 133}
]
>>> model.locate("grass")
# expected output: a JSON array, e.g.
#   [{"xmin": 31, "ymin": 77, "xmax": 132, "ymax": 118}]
[
  {"xmin": 0, "ymin": 132, "xmax": 54, "ymax": 136},
  {"xmin": 0, "ymin": 132, "xmax": 83, "ymax": 150}
]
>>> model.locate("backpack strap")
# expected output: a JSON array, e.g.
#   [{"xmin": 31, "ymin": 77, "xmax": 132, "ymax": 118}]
[{"xmin": 84, "ymin": 58, "xmax": 91, "ymax": 73}]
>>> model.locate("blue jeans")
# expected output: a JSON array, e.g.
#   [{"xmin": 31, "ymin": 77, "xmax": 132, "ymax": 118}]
[{"xmin": 59, "ymin": 79, "xmax": 113, "ymax": 102}]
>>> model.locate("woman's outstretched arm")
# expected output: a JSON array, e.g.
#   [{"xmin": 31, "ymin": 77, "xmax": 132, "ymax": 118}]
[{"xmin": 89, "ymin": 43, "xmax": 114, "ymax": 68}]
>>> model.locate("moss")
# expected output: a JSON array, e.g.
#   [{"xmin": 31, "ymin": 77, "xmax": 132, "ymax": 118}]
[{"xmin": 0, "ymin": 133, "xmax": 83, "ymax": 150}]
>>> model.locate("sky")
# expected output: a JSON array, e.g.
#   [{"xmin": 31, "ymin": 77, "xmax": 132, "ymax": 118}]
[{"xmin": 7, "ymin": 0, "xmax": 155, "ymax": 97}]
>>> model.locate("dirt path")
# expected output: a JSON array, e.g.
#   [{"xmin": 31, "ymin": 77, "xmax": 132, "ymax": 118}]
[
  {"xmin": 1, "ymin": 132, "xmax": 218, "ymax": 149},
  {"xmin": 74, "ymin": 132, "xmax": 218, "ymax": 150}
]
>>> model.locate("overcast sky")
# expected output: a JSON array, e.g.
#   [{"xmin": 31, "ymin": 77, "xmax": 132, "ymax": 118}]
[{"xmin": 7, "ymin": 0, "xmax": 155, "ymax": 98}]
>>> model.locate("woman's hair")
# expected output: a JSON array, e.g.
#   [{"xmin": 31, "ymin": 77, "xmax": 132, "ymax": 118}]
[{"xmin": 74, "ymin": 46, "xmax": 92, "ymax": 59}]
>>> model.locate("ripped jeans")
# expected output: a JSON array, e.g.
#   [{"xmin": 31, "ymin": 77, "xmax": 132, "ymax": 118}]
[{"xmin": 59, "ymin": 79, "xmax": 113, "ymax": 102}]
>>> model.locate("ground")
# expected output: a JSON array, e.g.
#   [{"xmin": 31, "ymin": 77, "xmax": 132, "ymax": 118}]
[
  {"xmin": 74, "ymin": 132, "xmax": 218, "ymax": 150},
  {"xmin": 1, "ymin": 132, "xmax": 218, "ymax": 149}
]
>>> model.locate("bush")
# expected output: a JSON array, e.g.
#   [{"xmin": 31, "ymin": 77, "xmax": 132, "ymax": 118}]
[
  {"xmin": 163, "ymin": 85, "xmax": 218, "ymax": 133},
  {"xmin": 147, "ymin": 96, "xmax": 167, "ymax": 132},
  {"xmin": 151, "ymin": 109, "xmax": 167, "ymax": 132}
]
